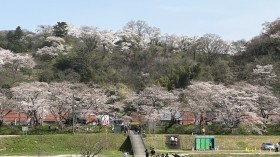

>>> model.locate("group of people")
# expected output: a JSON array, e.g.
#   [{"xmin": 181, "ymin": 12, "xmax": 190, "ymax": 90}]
[
  {"xmin": 125, "ymin": 146, "xmax": 180, "ymax": 157},
  {"xmin": 192, "ymin": 127, "xmax": 206, "ymax": 135},
  {"xmin": 160, "ymin": 153, "xmax": 170, "ymax": 157},
  {"xmin": 145, "ymin": 148, "xmax": 180, "ymax": 157},
  {"xmin": 170, "ymin": 136, "xmax": 178, "ymax": 145},
  {"xmin": 145, "ymin": 148, "xmax": 156, "ymax": 157}
]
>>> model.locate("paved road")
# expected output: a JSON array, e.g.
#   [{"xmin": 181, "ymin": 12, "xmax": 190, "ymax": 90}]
[{"xmin": 128, "ymin": 130, "xmax": 146, "ymax": 157}]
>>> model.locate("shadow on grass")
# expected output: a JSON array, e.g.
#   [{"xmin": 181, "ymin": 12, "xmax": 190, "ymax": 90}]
[{"xmin": 119, "ymin": 136, "xmax": 133, "ymax": 155}]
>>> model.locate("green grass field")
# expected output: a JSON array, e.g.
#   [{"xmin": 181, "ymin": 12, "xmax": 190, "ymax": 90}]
[
  {"xmin": 144, "ymin": 134, "xmax": 280, "ymax": 157},
  {"xmin": 0, "ymin": 133, "xmax": 129, "ymax": 156},
  {"xmin": 0, "ymin": 133, "xmax": 280, "ymax": 156},
  {"xmin": 144, "ymin": 134, "xmax": 280, "ymax": 150}
]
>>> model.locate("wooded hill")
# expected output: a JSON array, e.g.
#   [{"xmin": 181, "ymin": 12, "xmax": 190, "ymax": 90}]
[{"xmin": 0, "ymin": 18, "xmax": 280, "ymax": 134}]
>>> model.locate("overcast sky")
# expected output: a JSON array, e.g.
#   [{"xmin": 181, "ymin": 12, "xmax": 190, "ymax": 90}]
[{"xmin": 1, "ymin": 0, "xmax": 280, "ymax": 41}]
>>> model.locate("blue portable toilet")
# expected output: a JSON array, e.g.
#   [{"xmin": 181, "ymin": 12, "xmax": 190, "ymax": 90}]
[{"xmin": 195, "ymin": 136, "xmax": 215, "ymax": 150}]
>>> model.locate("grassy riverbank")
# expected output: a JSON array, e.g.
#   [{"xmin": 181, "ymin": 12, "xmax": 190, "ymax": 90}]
[
  {"xmin": 0, "ymin": 134, "xmax": 279, "ymax": 156},
  {"xmin": 0, "ymin": 133, "xmax": 129, "ymax": 156},
  {"xmin": 144, "ymin": 134, "xmax": 280, "ymax": 150}
]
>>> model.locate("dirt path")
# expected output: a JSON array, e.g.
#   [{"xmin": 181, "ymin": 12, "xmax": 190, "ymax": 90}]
[
  {"xmin": 0, "ymin": 155, "xmax": 109, "ymax": 157},
  {"xmin": 0, "ymin": 135, "xmax": 19, "ymax": 138}
]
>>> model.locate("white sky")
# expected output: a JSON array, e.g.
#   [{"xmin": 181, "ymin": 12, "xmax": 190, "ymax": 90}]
[{"xmin": 1, "ymin": 0, "xmax": 280, "ymax": 41}]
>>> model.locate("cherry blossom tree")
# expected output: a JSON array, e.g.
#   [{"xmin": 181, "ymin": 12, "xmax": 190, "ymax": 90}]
[
  {"xmin": 161, "ymin": 34, "xmax": 180, "ymax": 53},
  {"xmin": 213, "ymin": 82, "xmax": 279, "ymax": 132},
  {"xmin": 47, "ymin": 83, "xmax": 72, "ymax": 130},
  {"xmin": 46, "ymin": 82, "xmax": 108, "ymax": 130},
  {"xmin": 36, "ymin": 25, "xmax": 53, "ymax": 38},
  {"xmin": 69, "ymin": 25, "xmax": 116, "ymax": 53},
  {"xmin": 228, "ymin": 40, "xmax": 247, "ymax": 55},
  {"xmin": 70, "ymin": 26, "xmax": 99, "ymax": 38},
  {"xmin": 179, "ymin": 81, "xmax": 280, "ymax": 133},
  {"xmin": 124, "ymin": 20, "xmax": 149, "ymax": 37},
  {"xmin": 117, "ymin": 20, "xmax": 160, "ymax": 51},
  {"xmin": 0, "ymin": 89, "xmax": 16, "ymax": 125},
  {"xmin": 69, "ymin": 26, "xmax": 109, "ymax": 54},
  {"xmin": 0, "ymin": 48, "xmax": 14, "ymax": 67},
  {"xmin": 11, "ymin": 82, "xmax": 49, "ymax": 127},
  {"xmin": 252, "ymin": 64, "xmax": 277, "ymax": 85},
  {"xmin": 131, "ymin": 86, "xmax": 179, "ymax": 121},
  {"xmin": 10, "ymin": 81, "xmax": 110, "ymax": 129},
  {"xmin": 178, "ymin": 82, "xmax": 215, "ymax": 130},
  {"xmin": 0, "ymin": 48, "xmax": 36, "ymax": 71},
  {"xmin": 99, "ymin": 30, "xmax": 116, "ymax": 53},
  {"xmin": 36, "ymin": 36, "xmax": 66, "ymax": 60},
  {"xmin": 197, "ymin": 34, "xmax": 229, "ymax": 54},
  {"xmin": 196, "ymin": 34, "xmax": 229, "ymax": 65},
  {"xmin": 211, "ymin": 83, "xmax": 256, "ymax": 131},
  {"xmin": 116, "ymin": 28, "xmax": 145, "ymax": 51},
  {"xmin": 146, "ymin": 26, "xmax": 161, "ymax": 45}
]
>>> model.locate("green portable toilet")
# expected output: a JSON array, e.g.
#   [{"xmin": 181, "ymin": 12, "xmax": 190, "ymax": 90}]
[{"xmin": 195, "ymin": 136, "xmax": 215, "ymax": 150}]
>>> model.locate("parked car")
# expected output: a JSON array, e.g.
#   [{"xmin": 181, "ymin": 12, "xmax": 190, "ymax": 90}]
[{"xmin": 261, "ymin": 142, "xmax": 275, "ymax": 150}]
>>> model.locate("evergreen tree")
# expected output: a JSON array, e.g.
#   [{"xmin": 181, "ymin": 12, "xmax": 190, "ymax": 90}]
[
  {"xmin": 53, "ymin": 22, "xmax": 68, "ymax": 37},
  {"xmin": 6, "ymin": 26, "xmax": 26, "ymax": 53}
]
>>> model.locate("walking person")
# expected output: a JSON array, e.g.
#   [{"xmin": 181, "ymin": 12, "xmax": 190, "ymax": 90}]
[
  {"xmin": 170, "ymin": 136, "xmax": 174, "ymax": 145},
  {"xmin": 174, "ymin": 137, "xmax": 178, "ymax": 145},
  {"xmin": 201, "ymin": 127, "xmax": 205, "ymax": 135},
  {"xmin": 150, "ymin": 147, "xmax": 156, "ymax": 157},
  {"xmin": 145, "ymin": 149, "xmax": 149, "ymax": 157}
]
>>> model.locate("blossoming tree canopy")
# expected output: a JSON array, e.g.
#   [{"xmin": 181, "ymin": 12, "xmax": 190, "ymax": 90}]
[
  {"xmin": 10, "ymin": 82, "xmax": 110, "ymax": 128},
  {"xmin": 0, "ymin": 48, "xmax": 36, "ymax": 70},
  {"xmin": 36, "ymin": 36, "xmax": 66, "ymax": 59}
]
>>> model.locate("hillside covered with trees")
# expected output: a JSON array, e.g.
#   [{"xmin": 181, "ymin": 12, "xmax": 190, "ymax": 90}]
[{"xmin": 0, "ymin": 18, "xmax": 280, "ymax": 134}]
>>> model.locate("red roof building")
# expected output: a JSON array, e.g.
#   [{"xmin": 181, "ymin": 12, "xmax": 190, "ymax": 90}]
[
  {"xmin": 180, "ymin": 111, "xmax": 195, "ymax": 125},
  {"xmin": 2, "ymin": 111, "xmax": 28, "ymax": 124}
]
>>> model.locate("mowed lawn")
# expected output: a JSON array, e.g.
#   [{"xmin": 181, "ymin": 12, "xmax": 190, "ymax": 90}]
[
  {"xmin": 0, "ymin": 134, "xmax": 280, "ymax": 156},
  {"xmin": 144, "ymin": 134, "xmax": 280, "ymax": 156},
  {"xmin": 144, "ymin": 134, "xmax": 280, "ymax": 150},
  {"xmin": 0, "ymin": 134, "xmax": 128, "ymax": 156}
]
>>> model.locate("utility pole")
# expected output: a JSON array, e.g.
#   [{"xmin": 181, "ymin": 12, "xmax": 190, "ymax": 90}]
[
  {"xmin": 19, "ymin": 101, "xmax": 22, "ymax": 126},
  {"xmin": 72, "ymin": 93, "xmax": 75, "ymax": 134},
  {"xmin": 41, "ymin": 106, "xmax": 44, "ymax": 126},
  {"xmin": 16, "ymin": 96, "xmax": 22, "ymax": 126}
]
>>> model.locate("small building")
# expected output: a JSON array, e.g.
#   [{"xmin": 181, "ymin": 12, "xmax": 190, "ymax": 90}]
[
  {"xmin": 180, "ymin": 111, "xmax": 195, "ymax": 125},
  {"xmin": 2, "ymin": 111, "xmax": 28, "ymax": 125},
  {"xmin": 194, "ymin": 136, "xmax": 215, "ymax": 150},
  {"xmin": 43, "ymin": 112, "xmax": 57, "ymax": 124},
  {"xmin": 160, "ymin": 110, "xmax": 182, "ymax": 124},
  {"xmin": 267, "ymin": 113, "xmax": 280, "ymax": 124}
]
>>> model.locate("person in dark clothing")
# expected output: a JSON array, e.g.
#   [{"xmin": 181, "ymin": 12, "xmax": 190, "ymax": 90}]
[
  {"xmin": 150, "ymin": 148, "xmax": 155, "ymax": 156},
  {"xmin": 172, "ymin": 153, "xmax": 180, "ymax": 157},
  {"xmin": 145, "ymin": 149, "xmax": 149, "ymax": 157}
]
